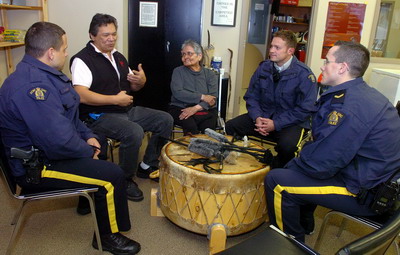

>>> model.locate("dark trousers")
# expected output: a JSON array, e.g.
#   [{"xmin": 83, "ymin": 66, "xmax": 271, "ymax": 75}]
[
  {"xmin": 88, "ymin": 106, "xmax": 173, "ymax": 179},
  {"xmin": 225, "ymin": 113, "xmax": 304, "ymax": 167},
  {"xmin": 169, "ymin": 105, "xmax": 218, "ymax": 135},
  {"xmin": 265, "ymin": 168, "xmax": 377, "ymax": 241},
  {"xmin": 16, "ymin": 158, "xmax": 131, "ymax": 235}
]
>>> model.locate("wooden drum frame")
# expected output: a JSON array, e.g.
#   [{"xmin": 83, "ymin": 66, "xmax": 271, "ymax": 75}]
[{"xmin": 158, "ymin": 135, "xmax": 270, "ymax": 237}]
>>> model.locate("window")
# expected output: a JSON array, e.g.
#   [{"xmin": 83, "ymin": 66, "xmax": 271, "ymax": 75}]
[{"xmin": 371, "ymin": 0, "xmax": 400, "ymax": 59}]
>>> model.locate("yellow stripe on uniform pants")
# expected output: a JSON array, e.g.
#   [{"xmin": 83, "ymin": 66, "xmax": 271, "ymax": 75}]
[
  {"xmin": 273, "ymin": 185, "xmax": 357, "ymax": 230},
  {"xmin": 41, "ymin": 166, "xmax": 119, "ymax": 233}
]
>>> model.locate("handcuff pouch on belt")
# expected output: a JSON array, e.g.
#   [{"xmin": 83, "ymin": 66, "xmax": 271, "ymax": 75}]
[
  {"xmin": 11, "ymin": 146, "xmax": 44, "ymax": 184},
  {"xmin": 368, "ymin": 168, "xmax": 400, "ymax": 215}
]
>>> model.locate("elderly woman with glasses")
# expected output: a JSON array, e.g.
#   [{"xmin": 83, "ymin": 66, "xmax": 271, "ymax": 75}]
[{"xmin": 169, "ymin": 39, "xmax": 219, "ymax": 135}]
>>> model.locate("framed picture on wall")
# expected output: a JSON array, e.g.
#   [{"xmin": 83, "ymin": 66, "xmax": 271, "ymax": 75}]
[
  {"xmin": 139, "ymin": 1, "xmax": 158, "ymax": 27},
  {"xmin": 211, "ymin": 0, "xmax": 237, "ymax": 27}
]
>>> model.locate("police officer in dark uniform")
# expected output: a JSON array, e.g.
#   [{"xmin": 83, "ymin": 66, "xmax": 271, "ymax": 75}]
[
  {"xmin": 225, "ymin": 30, "xmax": 317, "ymax": 168},
  {"xmin": 0, "ymin": 22, "xmax": 140, "ymax": 254},
  {"xmin": 265, "ymin": 41, "xmax": 400, "ymax": 242}
]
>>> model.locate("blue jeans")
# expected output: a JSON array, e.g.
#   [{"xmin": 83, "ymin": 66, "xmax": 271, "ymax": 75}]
[{"xmin": 89, "ymin": 106, "xmax": 173, "ymax": 179}]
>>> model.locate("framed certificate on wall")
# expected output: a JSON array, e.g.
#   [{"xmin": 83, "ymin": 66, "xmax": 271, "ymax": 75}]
[
  {"xmin": 139, "ymin": 1, "xmax": 158, "ymax": 27},
  {"xmin": 211, "ymin": 0, "xmax": 237, "ymax": 27}
]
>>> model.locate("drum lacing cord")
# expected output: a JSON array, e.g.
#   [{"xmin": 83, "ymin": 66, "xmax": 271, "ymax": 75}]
[{"xmin": 183, "ymin": 157, "xmax": 224, "ymax": 174}]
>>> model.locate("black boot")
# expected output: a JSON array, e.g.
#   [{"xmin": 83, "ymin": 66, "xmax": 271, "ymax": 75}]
[
  {"xmin": 92, "ymin": 232, "xmax": 141, "ymax": 255},
  {"xmin": 126, "ymin": 179, "xmax": 144, "ymax": 202}
]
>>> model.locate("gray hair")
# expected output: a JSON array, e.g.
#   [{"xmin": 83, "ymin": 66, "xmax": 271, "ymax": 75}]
[
  {"xmin": 181, "ymin": 39, "xmax": 204, "ymax": 66},
  {"xmin": 181, "ymin": 39, "xmax": 203, "ymax": 55}
]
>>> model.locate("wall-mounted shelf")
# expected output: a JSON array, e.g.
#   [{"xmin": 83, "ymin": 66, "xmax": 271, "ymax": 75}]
[
  {"xmin": 273, "ymin": 21, "xmax": 309, "ymax": 26},
  {"xmin": 0, "ymin": 0, "xmax": 48, "ymax": 75},
  {"xmin": 0, "ymin": 4, "xmax": 43, "ymax": 10},
  {"xmin": 0, "ymin": 41, "xmax": 24, "ymax": 47},
  {"xmin": 271, "ymin": 3, "xmax": 312, "ymax": 63}
]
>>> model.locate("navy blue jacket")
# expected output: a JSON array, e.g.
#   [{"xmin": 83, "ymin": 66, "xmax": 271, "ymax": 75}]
[
  {"xmin": 287, "ymin": 77, "xmax": 400, "ymax": 194},
  {"xmin": 244, "ymin": 57, "xmax": 317, "ymax": 131},
  {"xmin": 0, "ymin": 55, "xmax": 96, "ymax": 177}
]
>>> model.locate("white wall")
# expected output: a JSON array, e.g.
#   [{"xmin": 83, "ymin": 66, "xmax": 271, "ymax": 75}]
[
  {"xmin": 201, "ymin": 0, "xmax": 246, "ymax": 119},
  {"xmin": 47, "ymin": 0, "xmax": 128, "ymax": 76}
]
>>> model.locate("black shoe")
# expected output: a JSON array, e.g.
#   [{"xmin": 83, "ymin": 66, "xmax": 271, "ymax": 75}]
[
  {"xmin": 76, "ymin": 196, "xmax": 91, "ymax": 215},
  {"xmin": 136, "ymin": 164, "xmax": 159, "ymax": 182},
  {"xmin": 126, "ymin": 180, "xmax": 144, "ymax": 202},
  {"xmin": 92, "ymin": 232, "xmax": 141, "ymax": 255}
]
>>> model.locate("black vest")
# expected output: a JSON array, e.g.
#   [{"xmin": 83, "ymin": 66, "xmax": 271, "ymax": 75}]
[{"xmin": 70, "ymin": 41, "xmax": 131, "ymax": 120}]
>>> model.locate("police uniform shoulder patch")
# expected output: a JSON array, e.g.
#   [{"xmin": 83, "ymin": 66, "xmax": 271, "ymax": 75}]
[
  {"xmin": 327, "ymin": 110, "xmax": 345, "ymax": 126},
  {"xmin": 308, "ymin": 74, "xmax": 316, "ymax": 83},
  {"xmin": 331, "ymin": 89, "xmax": 346, "ymax": 105},
  {"xmin": 28, "ymin": 87, "xmax": 49, "ymax": 101}
]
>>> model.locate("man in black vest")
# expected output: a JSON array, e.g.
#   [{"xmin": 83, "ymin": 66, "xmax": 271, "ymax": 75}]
[{"xmin": 70, "ymin": 13, "xmax": 173, "ymax": 202}]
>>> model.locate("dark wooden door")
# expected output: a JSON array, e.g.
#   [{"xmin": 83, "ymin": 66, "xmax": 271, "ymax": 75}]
[{"xmin": 128, "ymin": 0, "xmax": 202, "ymax": 111}]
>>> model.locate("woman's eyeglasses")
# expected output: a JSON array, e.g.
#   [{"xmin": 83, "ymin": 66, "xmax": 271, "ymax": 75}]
[{"xmin": 181, "ymin": 52, "xmax": 196, "ymax": 57}]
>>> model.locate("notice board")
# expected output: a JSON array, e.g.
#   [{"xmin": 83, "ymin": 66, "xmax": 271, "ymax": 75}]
[{"xmin": 321, "ymin": 2, "xmax": 366, "ymax": 58}]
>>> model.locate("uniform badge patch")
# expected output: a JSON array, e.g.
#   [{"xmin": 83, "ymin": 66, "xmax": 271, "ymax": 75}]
[
  {"xmin": 308, "ymin": 74, "xmax": 316, "ymax": 83},
  {"xmin": 29, "ymin": 87, "xmax": 48, "ymax": 101},
  {"xmin": 327, "ymin": 110, "xmax": 344, "ymax": 126}
]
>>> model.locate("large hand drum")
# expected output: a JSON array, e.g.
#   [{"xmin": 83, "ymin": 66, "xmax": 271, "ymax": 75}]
[{"xmin": 159, "ymin": 135, "xmax": 270, "ymax": 237}]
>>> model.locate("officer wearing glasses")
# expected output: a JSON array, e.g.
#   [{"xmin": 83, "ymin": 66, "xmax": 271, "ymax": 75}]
[
  {"xmin": 169, "ymin": 39, "xmax": 218, "ymax": 135},
  {"xmin": 226, "ymin": 30, "xmax": 318, "ymax": 168},
  {"xmin": 265, "ymin": 41, "xmax": 400, "ymax": 242}
]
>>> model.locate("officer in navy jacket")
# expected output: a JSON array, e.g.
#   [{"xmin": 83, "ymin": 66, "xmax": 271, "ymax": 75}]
[
  {"xmin": 226, "ymin": 30, "xmax": 317, "ymax": 168},
  {"xmin": 265, "ymin": 41, "xmax": 400, "ymax": 242},
  {"xmin": 0, "ymin": 22, "xmax": 140, "ymax": 254}
]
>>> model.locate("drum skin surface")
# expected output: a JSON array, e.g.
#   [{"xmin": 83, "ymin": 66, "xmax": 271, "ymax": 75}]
[{"xmin": 159, "ymin": 135, "xmax": 270, "ymax": 236}]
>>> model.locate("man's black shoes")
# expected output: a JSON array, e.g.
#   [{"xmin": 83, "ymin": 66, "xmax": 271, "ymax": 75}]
[
  {"xmin": 136, "ymin": 165, "xmax": 159, "ymax": 182},
  {"xmin": 126, "ymin": 180, "xmax": 144, "ymax": 202},
  {"xmin": 92, "ymin": 232, "xmax": 141, "ymax": 255}
]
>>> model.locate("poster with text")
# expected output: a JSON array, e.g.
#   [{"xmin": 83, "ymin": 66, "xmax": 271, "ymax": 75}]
[{"xmin": 321, "ymin": 2, "xmax": 366, "ymax": 58}]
